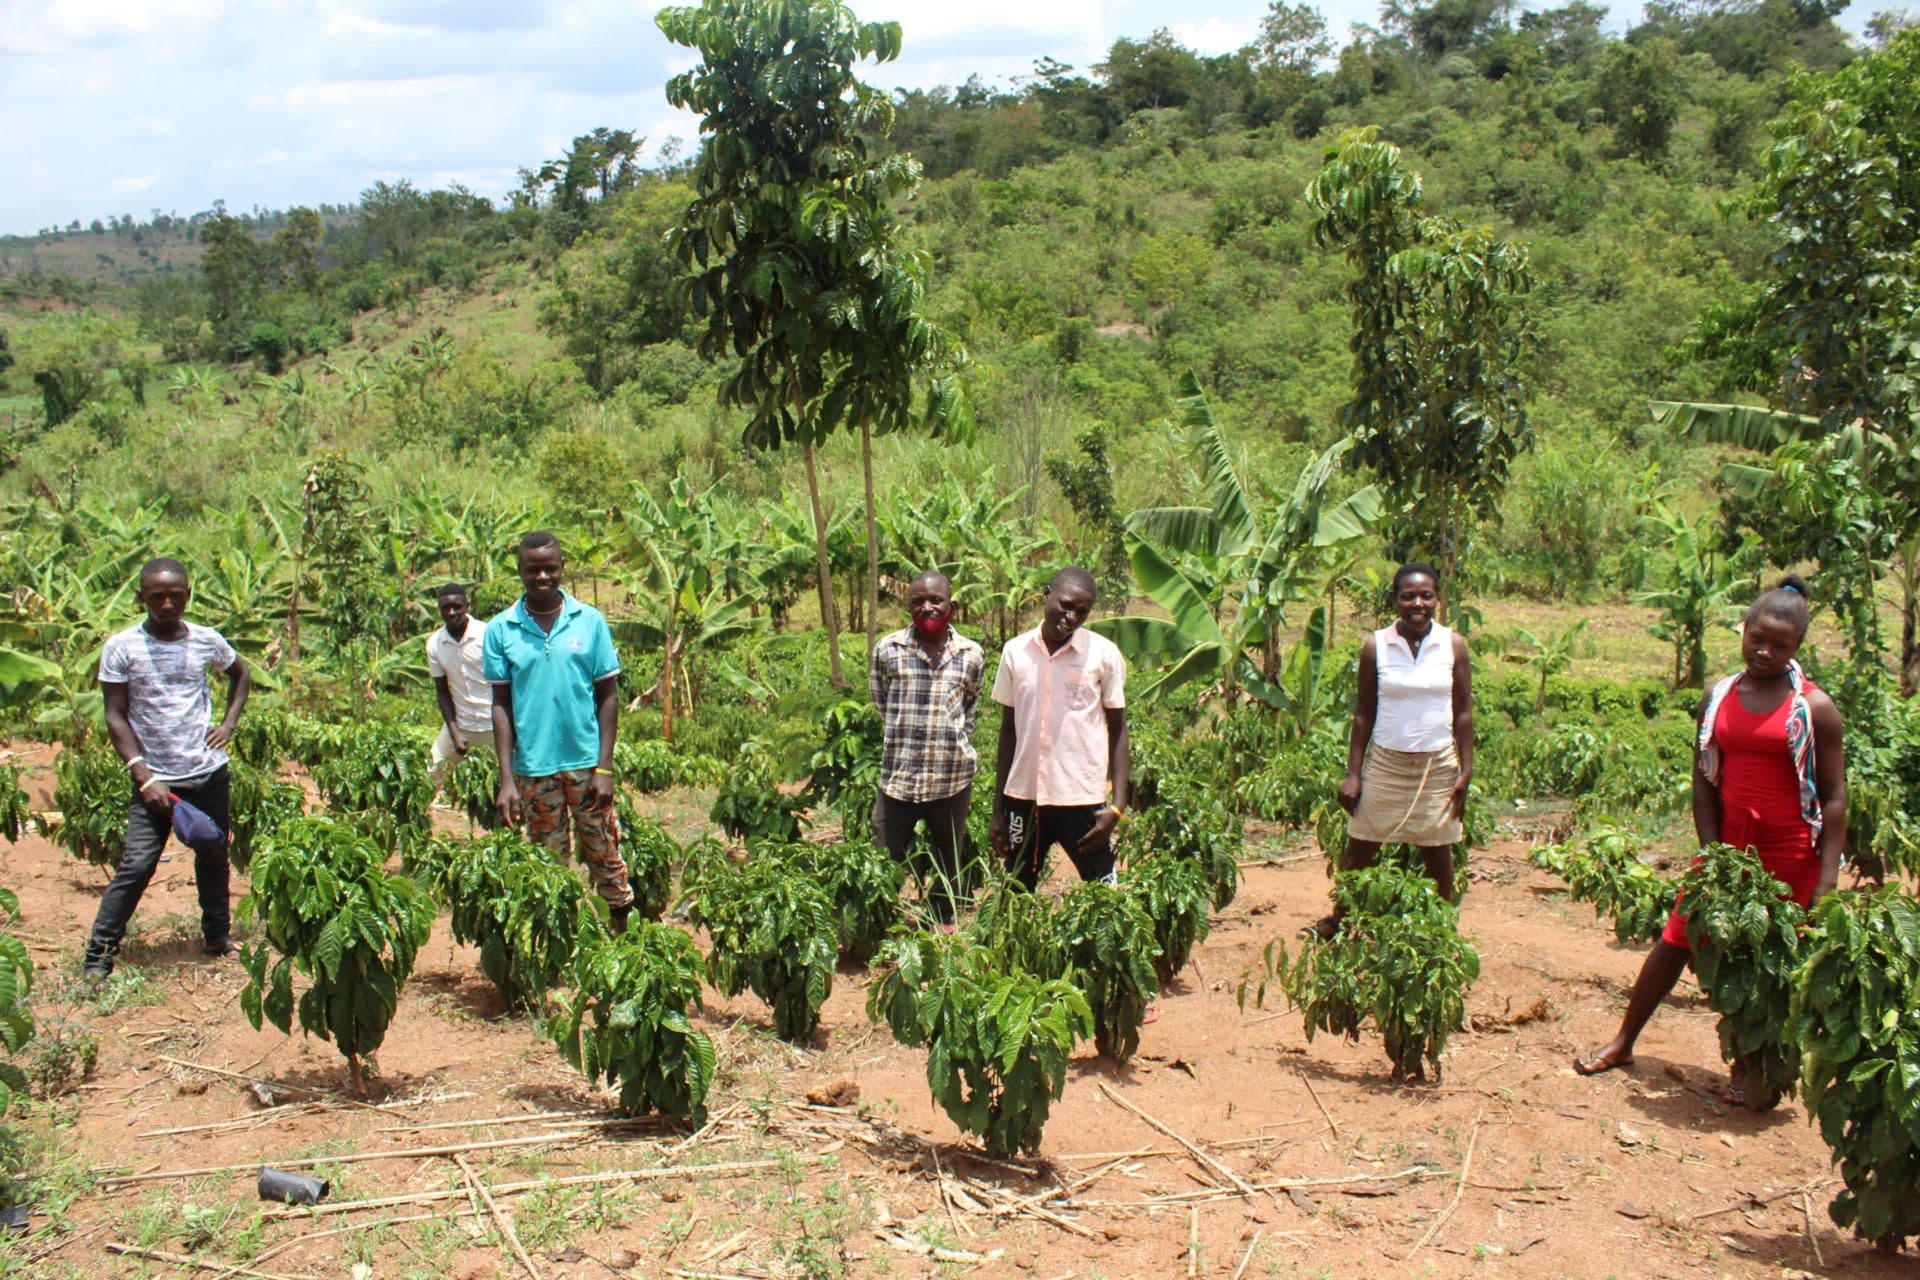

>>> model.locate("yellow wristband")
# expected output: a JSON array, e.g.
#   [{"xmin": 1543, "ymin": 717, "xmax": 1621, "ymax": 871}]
[{"xmin": 592, "ymin": 767, "xmax": 614, "ymax": 777}]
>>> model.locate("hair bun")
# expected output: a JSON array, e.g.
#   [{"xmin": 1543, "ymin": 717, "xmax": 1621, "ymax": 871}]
[{"xmin": 1776, "ymin": 572, "xmax": 1810, "ymax": 597}]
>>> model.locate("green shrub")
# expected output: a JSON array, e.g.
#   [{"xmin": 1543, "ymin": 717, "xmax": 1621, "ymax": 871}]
[
  {"xmin": 227, "ymin": 758, "xmax": 305, "ymax": 874},
  {"xmin": 802, "ymin": 699, "xmax": 882, "ymax": 841},
  {"xmin": 1791, "ymin": 885, "xmax": 1920, "ymax": 1254},
  {"xmin": 1057, "ymin": 882, "xmax": 1160, "ymax": 1062},
  {"xmin": 687, "ymin": 855, "xmax": 837, "ymax": 1042},
  {"xmin": 1247, "ymin": 864, "xmax": 1479, "ymax": 1082},
  {"xmin": 1529, "ymin": 823, "xmax": 1675, "ymax": 944},
  {"xmin": 0, "ymin": 887, "xmax": 33, "ymax": 1115},
  {"xmin": 310, "ymin": 722, "xmax": 432, "ymax": 845},
  {"xmin": 708, "ymin": 741, "xmax": 804, "ymax": 846},
  {"xmin": 1131, "ymin": 778, "xmax": 1241, "ymax": 909},
  {"xmin": 445, "ymin": 831, "xmax": 596, "ymax": 1010},
  {"xmin": 1676, "ymin": 844, "xmax": 1805, "ymax": 1111},
  {"xmin": 868, "ymin": 932, "xmax": 1092, "ymax": 1157},
  {"xmin": 240, "ymin": 817, "xmax": 434, "ymax": 1091},
  {"xmin": 50, "ymin": 738, "xmax": 125, "ymax": 868},
  {"xmin": 969, "ymin": 888, "xmax": 1066, "ymax": 980},
  {"xmin": 446, "ymin": 748, "xmax": 503, "ymax": 831},
  {"xmin": 1125, "ymin": 852, "xmax": 1212, "ymax": 985},
  {"xmin": 615, "ymin": 803, "xmax": 679, "ymax": 922},
  {"xmin": 549, "ymin": 923, "xmax": 716, "ymax": 1122},
  {"xmin": 782, "ymin": 839, "xmax": 902, "ymax": 963},
  {"xmin": 0, "ymin": 766, "xmax": 30, "ymax": 843}
]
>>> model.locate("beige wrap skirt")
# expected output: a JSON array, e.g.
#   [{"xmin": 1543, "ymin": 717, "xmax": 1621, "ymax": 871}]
[{"xmin": 1348, "ymin": 742, "xmax": 1463, "ymax": 846}]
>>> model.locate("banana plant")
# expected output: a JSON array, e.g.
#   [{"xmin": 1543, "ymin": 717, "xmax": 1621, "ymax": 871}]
[
  {"xmin": 615, "ymin": 476, "xmax": 763, "ymax": 741},
  {"xmin": 1629, "ymin": 497, "xmax": 1745, "ymax": 690},
  {"xmin": 1654, "ymin": 399, "xmax": 1920, "ymax": 692},
  {"xmin": 1094, "ymin": 372, "xmax": 1381, "ymax": 710}
]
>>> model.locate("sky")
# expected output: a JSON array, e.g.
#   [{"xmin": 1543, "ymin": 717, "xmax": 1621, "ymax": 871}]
[{"xmin": 0, "ymin": 0, "xmax": 1876, "ymax": 237}]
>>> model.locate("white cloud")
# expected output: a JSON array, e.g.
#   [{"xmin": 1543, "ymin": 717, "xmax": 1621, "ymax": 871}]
[
  {"xmin": 117, "ymin": 116, "xmax": 176, "ymax": 140},
  {"xmin": 102, "ymin": 171, "xmax": 165, "ymax": 195}
]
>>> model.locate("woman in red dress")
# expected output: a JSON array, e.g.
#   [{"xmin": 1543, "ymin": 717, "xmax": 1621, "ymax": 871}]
[{"xmin": 1574, "ymin": 575, "xmax": 1847, "ymax": 1096}]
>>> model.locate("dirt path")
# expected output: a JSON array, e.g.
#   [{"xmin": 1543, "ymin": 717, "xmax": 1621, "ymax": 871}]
[{"xmin": 2, "ymin": 792, "xmax": 1911, "ymax": 1280}]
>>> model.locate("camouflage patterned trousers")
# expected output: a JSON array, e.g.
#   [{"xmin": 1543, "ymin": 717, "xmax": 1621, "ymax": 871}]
[{"xmin": 517, "ymin": 770, "xmax": 634, "ymax": 910}]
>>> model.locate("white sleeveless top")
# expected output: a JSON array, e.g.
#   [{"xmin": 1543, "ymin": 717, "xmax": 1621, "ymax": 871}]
[{"xmin": 1372, "ymin": 623, "xmax": 1455, "ymax": 753}]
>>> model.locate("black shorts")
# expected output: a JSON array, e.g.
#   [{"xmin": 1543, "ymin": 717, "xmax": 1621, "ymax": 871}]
[{"xmin": 1001, "ymin": 794, "xmax": 1114, "ymax": 890}]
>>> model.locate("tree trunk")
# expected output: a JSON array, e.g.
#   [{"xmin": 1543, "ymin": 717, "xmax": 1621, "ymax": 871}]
[
  {"xmin": 660, "ymin": 630, "xmax": 677, "ymax": 744},
  {"xmin": 861, "ymin": 417, "xmax": 880, "ymax": 657},
  {"xmin": 1899, "ymin": 542, "xmax": 1917, "ymax": 697},
  {"xmin": 803, "ymin": 445, "xmax": 847, "ymax": 688}
]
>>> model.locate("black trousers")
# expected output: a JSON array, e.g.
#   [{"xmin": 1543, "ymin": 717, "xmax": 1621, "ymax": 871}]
[
  {"xmin": 1001, "ymin": 794, "xmax": 1115, "ymax": 890},
  {"xmin": 872, "ymin": 788, "xmax": 971, "ymax": 925},
  {"xmin": 85, "ymin": 767, "xmax": 231, "ymax": 972}
]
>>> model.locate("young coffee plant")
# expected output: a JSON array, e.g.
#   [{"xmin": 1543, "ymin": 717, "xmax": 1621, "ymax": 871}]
[
  {"xmin": 446, "ymin": 748, "xmax": 503, "ymax": 831},
  {"xmin": 0, "ymin": 887, "xmax": 33, "ymax": 1115},
  {"xmin": 227, "ymin": 758, "xmax": 305, "ymax": 874},
  {"xmin": 0, "ymin": 766, "xmax": 29, "ymax": 843},
  {"xmin": 445, "ymin": 831, "xmax": 596, "ymax": 1011},
  {"xmin": 1675, "ymin": 843, "xmax": 1807, "ymax": 1111},
  {"xmin": 614, "ymin": 738, "xmax": 725, "ymax": 792},
  {"xmin": 868, "ymin": 932, "xmax": 1092, "ymax": 1157},
  {"xmin": 801, "ymin": 699, "xmax": 883, "ymax": 840},
  {"xmin": 1529, "ymin": 823, "xmax": 1675, "ymax": 944},
  {"xmin": 616, "ymin": 803, "xmax": 678, "ymax": 922},
  {"xmin": 239, "ymin": 816, "xmax": 434, "ymax": 1092},
  {"xmin": 1125, "ymin": 852, "xmax": 1212, "ymax": 985},
  {"xmin": 1056, "ymin": 882, "xmax": 1160, "ymax": 1062},
  {"xmin": 549, "ymin": 922, "xmax": 717, "ymax": 1122},
  {"xmin": 686, "ymin": 855, "xmax": 837, "ymax": 1042},
  {"xmin": 781, "ymin": 839, "xmax": 902, "ymax": 963},
  {"xmin": 1245, "ymin": 864, "xmax": 1479, "ymax": 1082},
  {"xmin": 310, "ymin": 721, "xmax": 431, "ymax": 845},
  {"xmin": 50, "ymin": 737, "xmax": 126, "ymax": 869},
  {"xmin": 1791, "ymin": 885, "xmax": 1920, "ymax": 1254},
  {"xmin": 969, "ymin": 888, "xmax": 1066, "ymax": 980},
  {"xmin": 708, "ymin": 741, "xmax": 804, "ymax": 846},
  {"xmin": 1131, "ymin": 777, "xmax": 1242, "ymax": 909}
]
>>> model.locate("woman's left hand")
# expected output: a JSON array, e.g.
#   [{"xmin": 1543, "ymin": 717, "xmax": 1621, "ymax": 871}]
[{"xmin": 1449, "ymin": 773, "xmax": 1472, "ymax": 820}]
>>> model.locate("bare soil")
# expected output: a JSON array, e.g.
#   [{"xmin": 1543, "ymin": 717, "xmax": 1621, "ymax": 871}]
[{"xmin": 3, "ymin": 757, "xmax": 1914, "ymax": 1280}]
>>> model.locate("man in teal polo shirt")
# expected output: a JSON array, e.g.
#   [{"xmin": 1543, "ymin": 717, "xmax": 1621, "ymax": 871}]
[{"xmin": 484, "ymin": 530, "xmax": 636, "ymax": 930}]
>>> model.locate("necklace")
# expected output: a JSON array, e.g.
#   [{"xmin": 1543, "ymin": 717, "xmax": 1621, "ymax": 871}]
[{"xmin": 525, "ymin": 598, "xmax": 563, "ymax": 617}]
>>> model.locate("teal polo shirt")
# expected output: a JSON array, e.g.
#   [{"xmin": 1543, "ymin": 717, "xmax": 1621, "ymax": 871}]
[{"xmin": 482, "ymin": 592, "xmax": 621, "ymax": 778}]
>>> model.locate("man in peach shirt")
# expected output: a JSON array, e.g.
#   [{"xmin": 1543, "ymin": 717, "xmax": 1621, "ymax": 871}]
[{"xmin": 989, "ymin": 567, "xmax": 1130, "ymax": 888}]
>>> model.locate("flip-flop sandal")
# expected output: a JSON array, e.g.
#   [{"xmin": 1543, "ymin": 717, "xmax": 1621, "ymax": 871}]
[
  {"xmin": 1142, "ymin": 1004, "xmax": 1159, "ymax": 1025},
  {"xmin": 1572, "ymin": 1052, "xmax": 1633, "ymax": 1076},
  {"xmin": 1298, "ymin": 916, "xmax": 1340, "ymax": 941}
]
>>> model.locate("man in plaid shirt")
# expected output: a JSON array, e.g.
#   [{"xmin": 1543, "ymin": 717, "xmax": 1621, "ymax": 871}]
[{"xmin": 870, "ymin": 571, "xmax": 985, "ymax": 927}]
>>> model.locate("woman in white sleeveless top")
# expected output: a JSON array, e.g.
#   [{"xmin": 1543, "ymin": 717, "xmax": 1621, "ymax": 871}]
[{"xmin": 1303, "ymin": 564, "xmax": 1474, "ymax": 938}]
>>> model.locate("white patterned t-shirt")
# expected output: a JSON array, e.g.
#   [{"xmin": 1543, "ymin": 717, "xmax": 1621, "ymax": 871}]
[{"xmin": 97, "ymin": 622, "xmax": 239, "ymax": 782}]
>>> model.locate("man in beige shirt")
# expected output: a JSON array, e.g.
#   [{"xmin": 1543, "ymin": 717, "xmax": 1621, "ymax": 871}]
[
  {"xmin": 426, "ymin": 583, "xmax": 494, "ymax": 802},
  {"xmin": 989, "ymin": 567, "xmax": 1130, "ymax": 889}
]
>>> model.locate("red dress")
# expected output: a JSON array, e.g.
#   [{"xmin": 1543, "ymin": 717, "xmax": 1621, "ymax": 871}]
[{"xmin": 1661, "ymin": 686, "xmax": 1823, "ymax": 950}]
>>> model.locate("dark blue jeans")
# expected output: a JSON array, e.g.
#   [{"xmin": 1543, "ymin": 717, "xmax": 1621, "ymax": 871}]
[{"xmin": 84, "ymin": 767, "xmax": 231, "ymax": 973}]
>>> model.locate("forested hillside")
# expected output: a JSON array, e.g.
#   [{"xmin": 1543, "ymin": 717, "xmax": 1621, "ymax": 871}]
[{"xmin": 1, "ymin": 1, "xmax": 1914, "ymax": 668}]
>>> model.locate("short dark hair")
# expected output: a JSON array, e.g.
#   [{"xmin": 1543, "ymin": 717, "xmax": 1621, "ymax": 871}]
[
  {"xmin": 1392, "ymin": 563, "xmax": 1440, "ymax": 595},
  {"xmin": 1050, "ymin": 566, "xmax": 1097, "ymax": 600},
  {"xmin": 909, "ymin": 570, "xmax": 952, "ymax": 594},
  {"xmin": 1749, "ymin": 573, "xmax": 1811, "ymax": 640},
  {"xmin": 140, "ymin": 556, "xmax": 189, "ymax": 586},
  {"xmin": 437, "ymin": 582, "xmax": 469, "ymax": 602},
  {"xmin": 518, "ymin": 530, "xmax": 561, "ymax": 559}
]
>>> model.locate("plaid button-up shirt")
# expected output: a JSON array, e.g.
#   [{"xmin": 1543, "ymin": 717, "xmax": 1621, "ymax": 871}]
[{"xmin": 870, "ymin": 626, "xmax": 986, "ymax": 804}]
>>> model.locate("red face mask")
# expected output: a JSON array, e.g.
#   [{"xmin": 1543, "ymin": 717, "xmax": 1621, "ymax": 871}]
[{"xmin": 913, "ymin": 610, "xmax": 952, "ymax": 641}]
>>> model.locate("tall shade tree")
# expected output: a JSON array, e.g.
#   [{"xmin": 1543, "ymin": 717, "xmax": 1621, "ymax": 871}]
[
  {"xmin": 657, "ymin": 0, "xmax": 969, "ymax": 683},
  {"xmin": 1307, "ymin": 127, "xmax": 1534, "ymax": 610},
  {"xmin": 1658, "ymin": 31, "xmax": 1920, "ymax": 693}
]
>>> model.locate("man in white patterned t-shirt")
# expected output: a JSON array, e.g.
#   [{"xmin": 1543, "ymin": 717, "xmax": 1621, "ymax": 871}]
[{"xmin": 83, "ymin": 557, "xmax": 252, "ymax": 977}]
